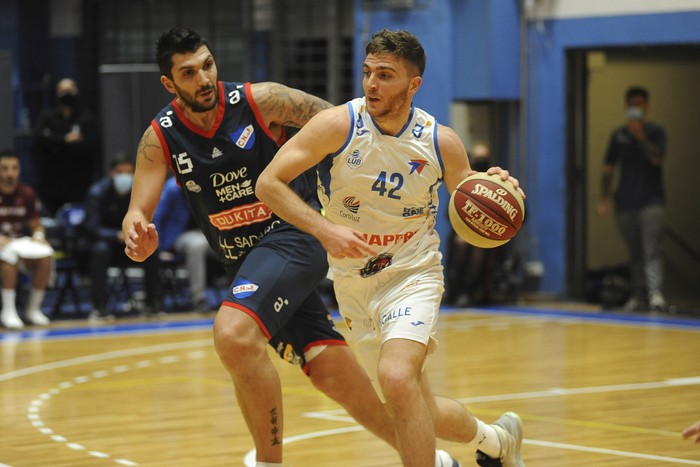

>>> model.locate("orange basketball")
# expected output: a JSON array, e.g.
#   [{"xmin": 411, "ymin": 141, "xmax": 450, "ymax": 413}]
[{"xmin": 448, "ymin": 173, "xmax": 525, "ymax": 248}]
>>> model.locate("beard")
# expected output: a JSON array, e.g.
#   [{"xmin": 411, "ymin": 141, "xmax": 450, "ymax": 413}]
[
  {"xmin": 175, "ymin": 83, "xmax": 218, "ymax": 113},
  {"xmin": 365, "ymin": 87, "xmax": 412, "ymax": 121}
]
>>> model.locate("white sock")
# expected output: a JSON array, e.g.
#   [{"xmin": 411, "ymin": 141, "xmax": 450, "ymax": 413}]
[
  {"xmin": 2, "ymin": 288, "xmax": 17, "ymax": 314},
  {"xmin": 467, "ymin": 419, "xmax": 501, "ymax": 458},
  {"xmin": 436, "ymin": 449, "xmax": 454, "ymax": 467},
  {"xmin": 255, "ymin": 463, "xmax": 283, "ymax": 467},
  {"xmin": 27, "ymin": 289, "xmax": 46, "ymax": 314}
]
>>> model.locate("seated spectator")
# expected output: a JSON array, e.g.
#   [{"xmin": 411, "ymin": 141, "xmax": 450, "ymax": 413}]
[
  {"xmin": 83, "ymin": 152, "xmax": 161, "ymax": 320},
  {"xmin": 0, "ymin": 149, "xmax": 53, "ymax": 329},
  {"xmin": 153, "ymin": 176, "xmax": 213, "ymax": 313}
]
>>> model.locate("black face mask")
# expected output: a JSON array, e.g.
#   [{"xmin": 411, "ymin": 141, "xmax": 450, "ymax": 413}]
[
  {"xmin": 471, "ymin": 158, "xmax": 491, "ymax": 173},
  {"xmin": 57, "ymin": 93, "xmax": 79, "ymax": 108}
]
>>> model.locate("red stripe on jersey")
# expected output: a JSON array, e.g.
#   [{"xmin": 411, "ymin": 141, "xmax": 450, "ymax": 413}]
[{"xmin": 171, "ymin": 81, "xmax": 226, "ymax": 138}]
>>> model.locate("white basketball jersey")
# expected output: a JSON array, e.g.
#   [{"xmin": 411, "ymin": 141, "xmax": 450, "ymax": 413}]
[{"xmin": 318, "ymin": 97, "xmax": 444, "ymax": 278}]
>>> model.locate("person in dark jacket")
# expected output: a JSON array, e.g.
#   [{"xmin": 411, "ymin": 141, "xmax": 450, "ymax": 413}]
[
  {"xmin": 84, "ymin": 153, "xmax": 160, "ymax": 320},
  {"xmin": 33, "ymin": 78, "xmax": 100, "ymax": 215}
]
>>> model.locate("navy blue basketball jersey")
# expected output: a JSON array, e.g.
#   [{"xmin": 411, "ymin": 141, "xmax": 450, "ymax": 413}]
[{"xmin": 151, "ymin": 81, "xmax": 318, "ymax": 266}]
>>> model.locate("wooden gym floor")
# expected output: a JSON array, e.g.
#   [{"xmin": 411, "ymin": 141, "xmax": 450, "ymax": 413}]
[{"xmin": 2, "ymin": 304, "xmax": 700, "ymax": 466}]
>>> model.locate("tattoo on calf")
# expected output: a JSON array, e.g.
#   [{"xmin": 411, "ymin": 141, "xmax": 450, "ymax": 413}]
[{"xmin": 270, "ymin": 407, "xmax": 281, "ymax": 446}]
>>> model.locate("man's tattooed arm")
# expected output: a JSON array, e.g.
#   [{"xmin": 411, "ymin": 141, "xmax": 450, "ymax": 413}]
[
  {"xmin": 252, "ymin": 82, "xmax": 334, "ymax": 129},
  {"xmin": 136, "ymin": 125, "xmax": 163, "ymax": 166}
]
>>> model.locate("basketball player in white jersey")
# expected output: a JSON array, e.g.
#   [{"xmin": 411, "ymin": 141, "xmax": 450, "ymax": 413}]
[{"xmin": 258, "ymin": 29, "xmax": 526, "ymax": 467}]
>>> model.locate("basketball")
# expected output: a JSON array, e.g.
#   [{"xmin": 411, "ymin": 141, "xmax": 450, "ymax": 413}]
[{"xmin": 448, "ymin": 173, "xmax": 525, "ymax": 248}]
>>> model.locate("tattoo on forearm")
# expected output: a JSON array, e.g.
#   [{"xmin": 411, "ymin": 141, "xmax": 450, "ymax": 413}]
[
  {"xmin": 259, "ymin": 83, "xmax": 332, "ymax": 127},
  {"xmin": 136, "ymin": 126, "xmax": 161, "ymax": 165},
  {"xmin": 270, "ymin": 407, "xmax": 281, "ymax": 446}
]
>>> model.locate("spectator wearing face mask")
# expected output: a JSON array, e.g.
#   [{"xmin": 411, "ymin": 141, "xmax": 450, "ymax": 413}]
[
  {"xmin": 83, "ymin": 153, "xmax": 161, "ymax": 320},
  {"xmin": 33, "ymin": 78, "xmax": 100, "ymax": 215},
  {"xmin": 597, "ymin": 86, "xmax": 668, "ymax": 312}
]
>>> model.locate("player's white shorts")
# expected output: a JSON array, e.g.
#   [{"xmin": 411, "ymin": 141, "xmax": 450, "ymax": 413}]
[{"xmin": 333, "ymin": 254, "xmax": 444, "ymax": 399}]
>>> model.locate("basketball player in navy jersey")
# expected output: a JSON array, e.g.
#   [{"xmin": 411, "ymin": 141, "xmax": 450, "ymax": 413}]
[
  {"xmin": 258, "ymin": 29, "xmax": 526, "ymax": 467},
  {"xmin": 122, "ymin": 28, "xmax": 460, "ymax": 467}
]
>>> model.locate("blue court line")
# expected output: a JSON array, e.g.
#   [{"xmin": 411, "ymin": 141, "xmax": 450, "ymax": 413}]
[
  {"xmin": 442, "ymin": 304, "xmax": 700, "ymax": 329},
  {"xmin": 2, "ymin": 305, "xmax": 699, "ymax": 343},
  {"xmin": 0, "ymin": 318, "xmax": 215, "ymax": 342}
]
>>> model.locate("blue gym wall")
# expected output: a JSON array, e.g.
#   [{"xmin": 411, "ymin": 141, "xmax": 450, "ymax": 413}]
[{"xmin": 523, "ymin": 10, "xmax": 700, "ymax": 294}]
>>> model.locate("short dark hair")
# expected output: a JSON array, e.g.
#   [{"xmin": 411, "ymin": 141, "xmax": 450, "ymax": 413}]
[
  {"xmin": 626, "ymin": 86, "xmax": 649, "ymax": 103},
  {"xmin": 0, "ymin": 148, "xmax": 18, "ymax": 160},
  {"xmin": 109, "ymin": 151, "xmax": 133, "ymax": 169},
  {"xmin": 366, "ymin": 29, "xmax": 426, "ymax": 77},
  {"xmin": 156, "ymin": 28, "xmax": 210, "ymax": 79}
]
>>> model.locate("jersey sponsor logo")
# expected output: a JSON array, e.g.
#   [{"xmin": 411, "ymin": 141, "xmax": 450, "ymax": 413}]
[
  {"xmin": 361, "ymin": 231, "xmax": 415, "ymax": 246},
  {"xmin": 211, "ymin": 168, "xmax": 254, "ymax": 202},
  {"xmin": 0, "ymin": 206, "xmax": 28, "ymax": 217},
  {"xmin": 217, "ymin": 220, "xmax": 281, "ymax": 259},
  {"xmin": 229, "ymin": 124, "xmax": 256, "ymax": 149},
  {"xmin": 185, "ymin": 180, "xmax": 202, "ymax": 193},
  {"xmin": 403, "ymin": 206, "xmax": 425, "ymax": 218},
  {"xmin": 208, "ymin": 201, "xmax": 273, "ymax": 230},
  {"xmin": 380, "ymin": 306, "xmax": 412, "ymax": 325},
  {"xmin": 360, "ymin": 253, "xmax": 393, "ymax": 277},
  {"xmin": 339, "ymin": 196, "xmax": 360, "ymax": 222},
  {"xmin": 408, "ymin": 159, "xmax": 428, "ymax": 175},
  {"xmin": 211, "ymin": 146, "xmax": 223, "ymax": 158},
  {"xmin": 346, "ymin": 149, "xmax": 363, "ymax": 169},
  {"xmin": 215, "ymin": 179, "xmax": 254, "ymax": 202},
  {"xmin": 232, "ymin": 279, "xmax": 258, "ymax": 298},
  {"xmin": 342, "ymin": 196, "xmax": 360, "ymax": 213}
]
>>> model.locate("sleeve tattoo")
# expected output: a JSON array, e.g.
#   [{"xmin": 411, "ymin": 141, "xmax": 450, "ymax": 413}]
[{"xmin": 257, "ymin": 83, "xmax": 333, "ymax": 127}]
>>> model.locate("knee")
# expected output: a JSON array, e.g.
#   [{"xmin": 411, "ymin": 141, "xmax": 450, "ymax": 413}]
[
  {"xmin": 377, "ymin": 365, "xmax": 418, "ymax": 406},
  {"xmin": 213, "ymin": 310, "xmax": 268, "ymax": 366}
]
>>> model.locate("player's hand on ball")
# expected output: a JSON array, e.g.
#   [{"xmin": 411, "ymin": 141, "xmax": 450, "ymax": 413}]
[{"xmin": 485, "ymin": 166, "xmax": 526, "ymax": 199}]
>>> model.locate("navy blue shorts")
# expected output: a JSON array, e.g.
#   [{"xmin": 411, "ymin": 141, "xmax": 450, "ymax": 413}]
[{"xmin": 222, "ymin": 227, "xmax": 346, "ymax": 373}]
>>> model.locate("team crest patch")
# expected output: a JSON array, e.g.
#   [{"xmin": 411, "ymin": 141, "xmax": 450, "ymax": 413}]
[
  {"xmin": 232, "ymin": 279, "xmax": 259, "ymax": 298},
  {"xmin": 346, "ymin": 149, "xmax": 363, "ymax": 169},
  {"xmin": 229, "ymin": 124, "xmax": 256, "ymax": 149}
]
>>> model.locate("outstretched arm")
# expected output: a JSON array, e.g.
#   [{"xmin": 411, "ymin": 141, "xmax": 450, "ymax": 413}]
[
  {"xmin": 250, "ymin": 82, "xmax": 334, "ymax": 131},
  {"xmin": 122, "ymin": 124, "xmax": 168, "ymax": 262},
  {"xmin": 256, "ymin": 106, "xmax": 376, "ymax": 259}
]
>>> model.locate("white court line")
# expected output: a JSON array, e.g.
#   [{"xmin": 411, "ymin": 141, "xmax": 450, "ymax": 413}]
[
  {"xmin": 243, "ymin": 425, "xmax": 700, "ymax": 466},
  {"xmin": 0, "ymin": 339, "xmax": 211, "ymax": 382},
  {"xmin": 244, "ymin": 377, "xmax": 700, "ymax": 466},
  {"xmin": 457, "ymin": 376, "xmax": 700, "ymax": 404},
  {"xmin": 526, "ymin": 439, "xmax": 700, "ymax": 465},
  {"xmin": 0, "ymin": 339, "xmax": 211, "ymax": 467}
]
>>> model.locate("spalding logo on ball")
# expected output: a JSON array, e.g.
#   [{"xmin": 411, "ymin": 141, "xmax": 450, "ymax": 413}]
[{"xmin": 448, "ymin": 173, "xmax": 525, "ymax": 248}]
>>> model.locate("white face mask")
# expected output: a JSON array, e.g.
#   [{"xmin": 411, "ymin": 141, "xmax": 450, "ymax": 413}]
[
  {"xmin": 113, "ymin": 173, "xmax": 134, "ymax": 195},
  {"xmin": 626, "ymin": 106, "xmax": 645, "ymax": 120}
]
